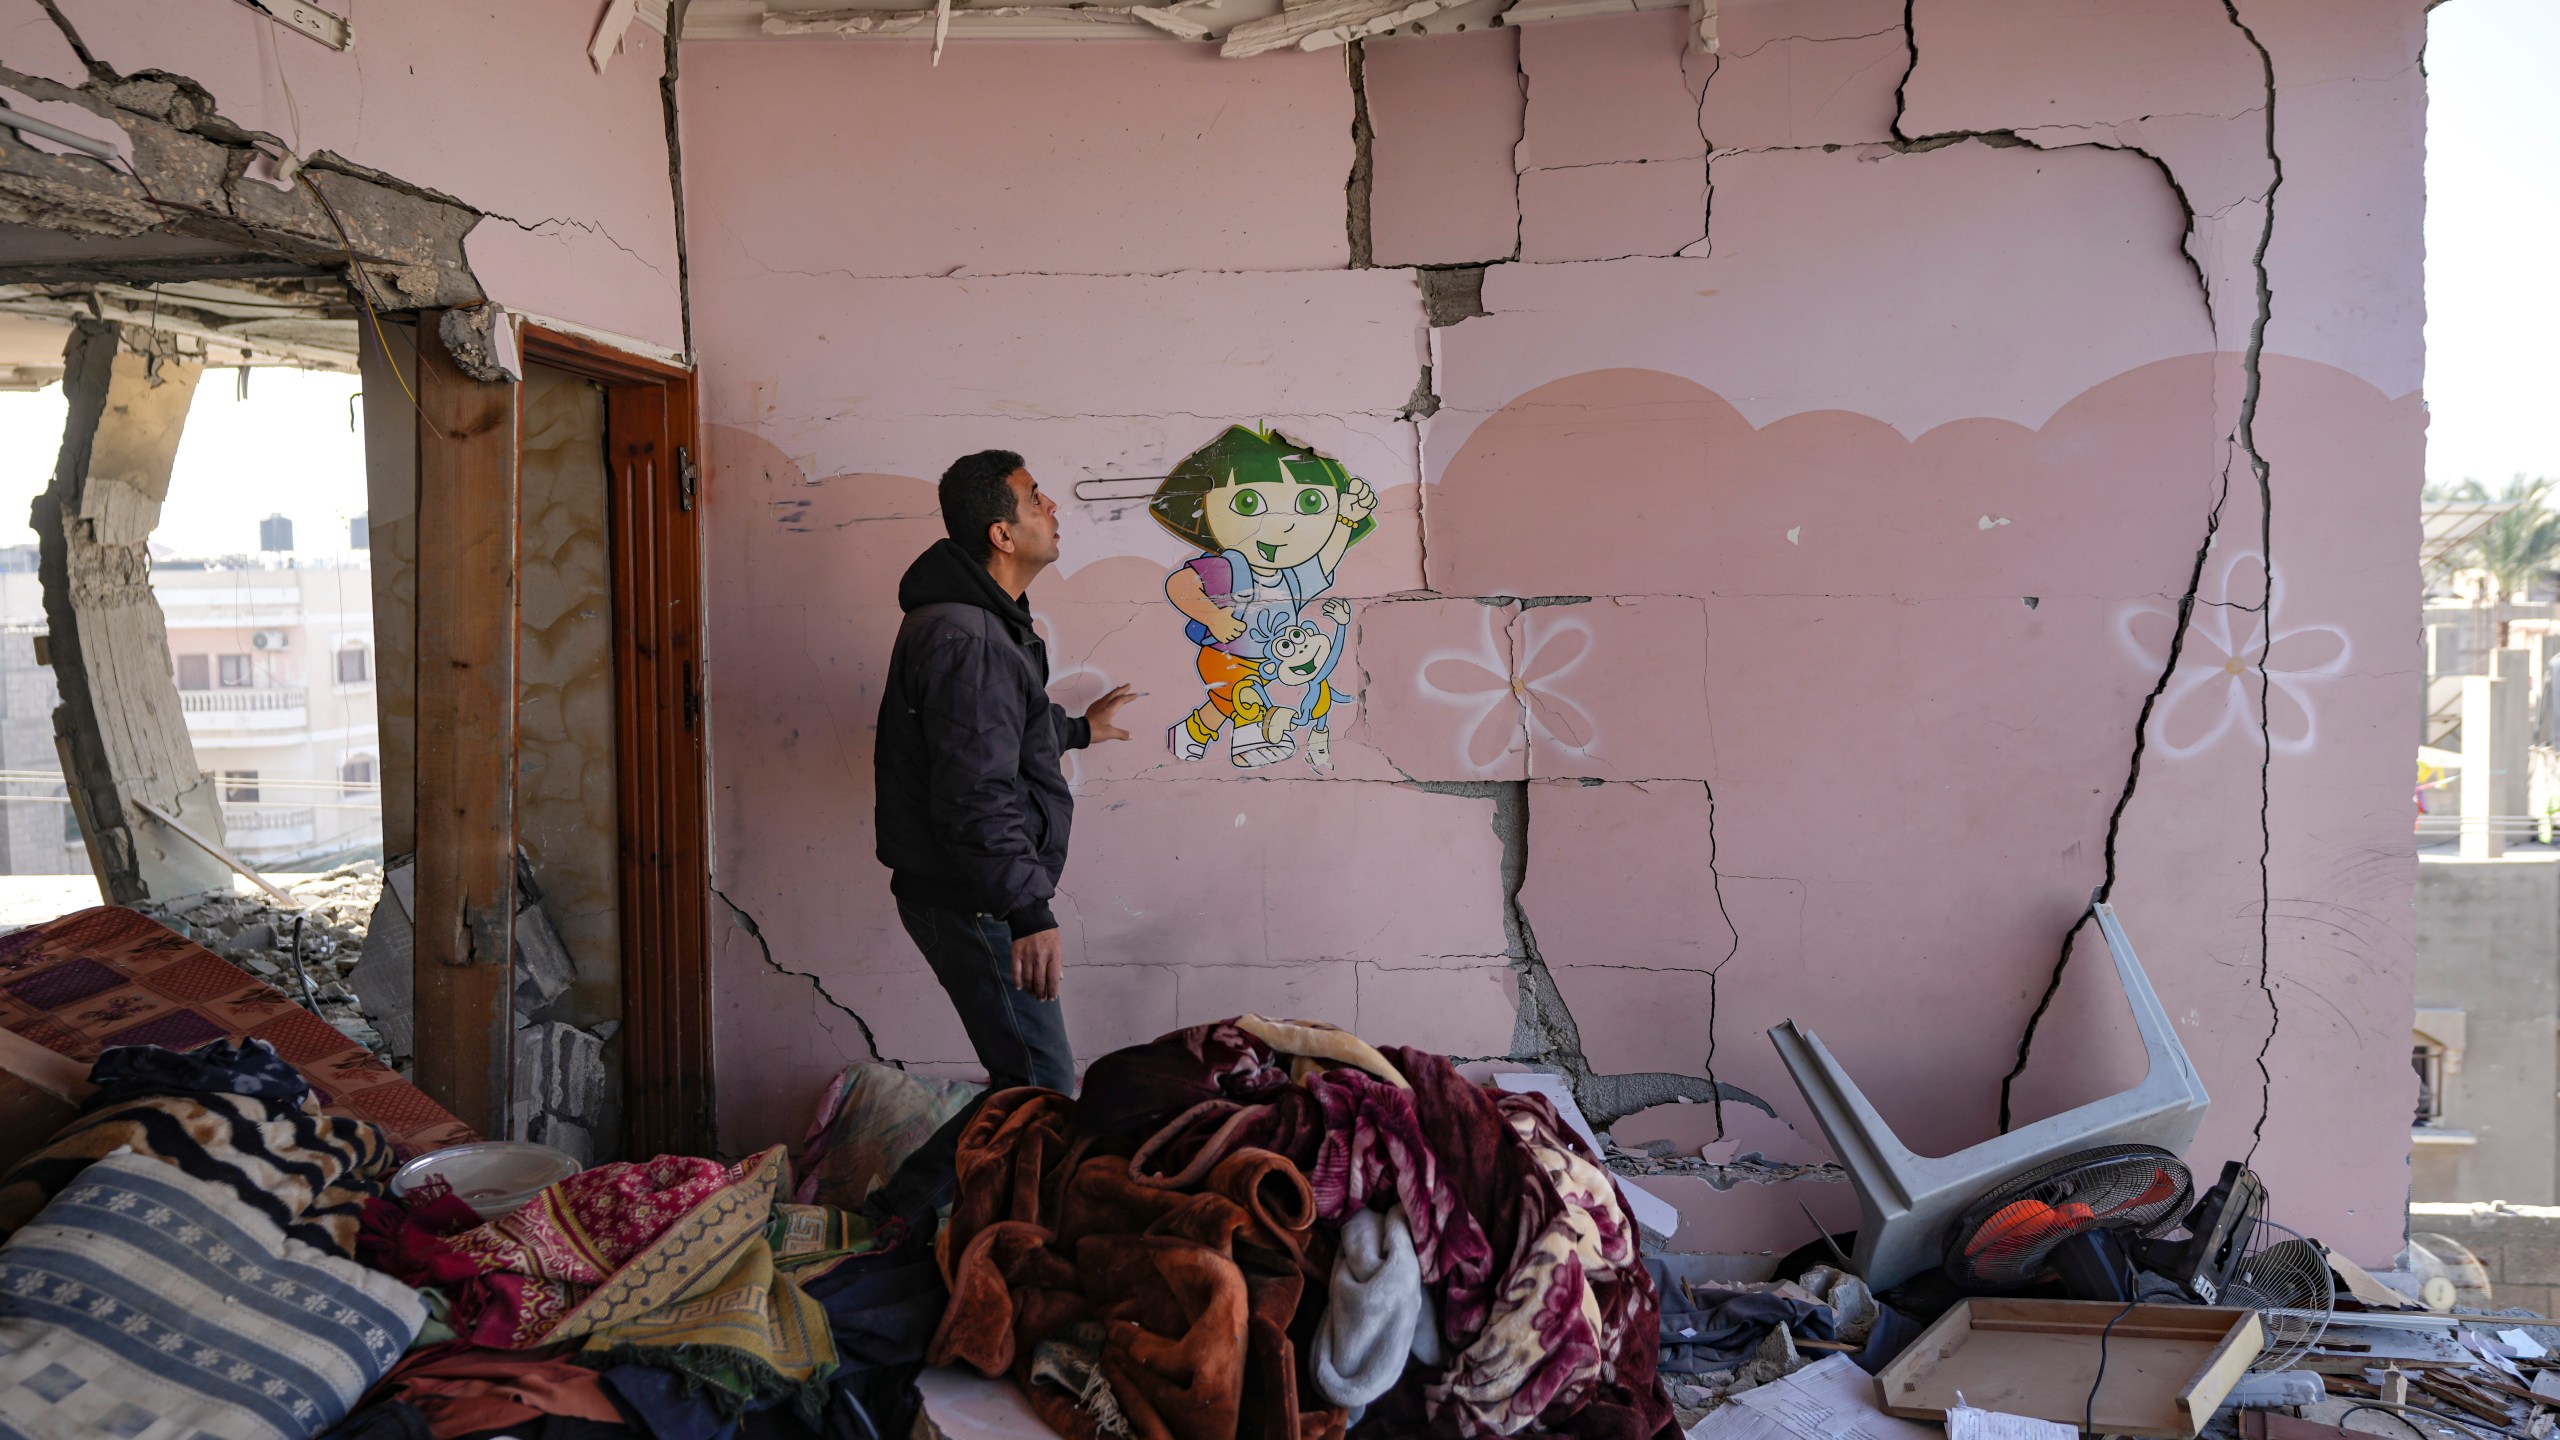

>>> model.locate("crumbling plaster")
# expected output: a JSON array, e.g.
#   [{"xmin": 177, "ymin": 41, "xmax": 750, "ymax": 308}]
[
  {"xmin": 683, "ymin": 0, "xmax": 2423, "ymax": 1264},
  {"xmin": 17, "ymin": 0, "xmax": 689, "ymax": 353}
]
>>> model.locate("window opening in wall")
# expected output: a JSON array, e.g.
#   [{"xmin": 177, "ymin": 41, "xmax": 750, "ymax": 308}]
[
  {"xmin": 2414, "ymin": 1041, "xmax": 2447, "ymax": 1128},
  {"xmin": 0, "ymin": 288, "xmax": 383, "ymax": 932}
]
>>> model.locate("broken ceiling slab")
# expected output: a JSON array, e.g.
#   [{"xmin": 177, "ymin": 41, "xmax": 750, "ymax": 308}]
[
  {"xmin": 689, "ymin": 0, "xmax": 1696, "ymax": 47},
  {"xmin": 0, "ymin": 277, "xmax": 361, "ymax": 371}
]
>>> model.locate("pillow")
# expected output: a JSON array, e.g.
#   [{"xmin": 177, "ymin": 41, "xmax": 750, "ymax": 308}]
[{"xmin": 0, "ymin": 1148, "xmax": 424, "ymax": 1440}]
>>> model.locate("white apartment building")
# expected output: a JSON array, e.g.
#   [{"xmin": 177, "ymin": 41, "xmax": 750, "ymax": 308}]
[
  {"xmin": 157, "ymin": 563, "xmax": 379, "ymax": 866},
  {"xmin": 0, "ymin": 551, "xmax": 380, "ymax": 873}
]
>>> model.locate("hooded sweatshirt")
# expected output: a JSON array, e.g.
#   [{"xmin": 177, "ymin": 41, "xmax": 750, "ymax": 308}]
[{"xmin": 875, "ymin": 539, "xmax": 1090, "ymax": 937}]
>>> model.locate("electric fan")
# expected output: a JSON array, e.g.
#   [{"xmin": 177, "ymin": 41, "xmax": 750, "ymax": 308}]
[
  {"xmin": 1942, "ymin": 1144, "xmax": 2194, "ymax": 1301},
  {"xmin": 2217, "ymin": 1220, "xmax": 2336, "ymax": 1371},
  {"xmin": 2129, "ymin": 1160, "xmax": 2267, "ymax": 1304}
]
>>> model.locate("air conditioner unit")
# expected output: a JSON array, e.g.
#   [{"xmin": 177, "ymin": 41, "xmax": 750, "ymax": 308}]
[{"xmin": 250, "ymin": 630, "xmax": 291, "ymax": 651}]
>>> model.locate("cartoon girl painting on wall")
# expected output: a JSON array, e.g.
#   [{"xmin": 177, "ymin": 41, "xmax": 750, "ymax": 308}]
[{"xmin": 1148, "ymin": 426, "xmax": 1375, "ymax": 771}]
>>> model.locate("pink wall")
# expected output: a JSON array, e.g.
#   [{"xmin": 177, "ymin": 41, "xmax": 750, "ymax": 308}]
[
  {"xmin": 683, "ymin": 1, "xmax": 2425, "ymax": 1263},
  {"xmin": 36, "ymin": 0, "xmax": 686, "ymax": 352}
]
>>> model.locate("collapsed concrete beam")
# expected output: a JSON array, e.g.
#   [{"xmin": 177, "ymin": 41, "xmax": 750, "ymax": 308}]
[
  {"xmin": 0, "ymin": 62, "xmax": 483, "ymax": 310},
  {"xmin": 33, "ymin": 319, "xmax": 235, "ymax": 903}
]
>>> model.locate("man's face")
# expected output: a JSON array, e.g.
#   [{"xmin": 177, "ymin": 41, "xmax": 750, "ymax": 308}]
[
  {"xmin": 1203, "ymin": 465, "xmax": 1339, "ymax": 571},
  {"xmin": 994, "ymin": 469, "xmax": 1061, "ymax": 567}
]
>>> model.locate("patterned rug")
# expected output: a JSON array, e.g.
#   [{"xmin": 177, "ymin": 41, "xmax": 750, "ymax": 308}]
[{"xmin": 0, "ymin": 907, "xmax": 472, "ymax": 1157}]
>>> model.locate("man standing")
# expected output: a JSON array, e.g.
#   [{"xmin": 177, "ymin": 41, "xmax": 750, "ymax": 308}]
[{"xmin": 875, "ymin": 451, "xmax": 1135, "ymax": 1097}]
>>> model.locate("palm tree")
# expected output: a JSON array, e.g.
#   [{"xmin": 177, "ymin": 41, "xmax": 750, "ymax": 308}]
[{"xmin": 2429, "ymin": 475, "xmax": 2560, "ymax": 646}]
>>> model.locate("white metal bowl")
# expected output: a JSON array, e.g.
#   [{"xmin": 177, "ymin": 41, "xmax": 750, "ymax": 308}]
[{"xmin": 390, "ymin": 1141, "xmax": 580, "ymax": 1220}]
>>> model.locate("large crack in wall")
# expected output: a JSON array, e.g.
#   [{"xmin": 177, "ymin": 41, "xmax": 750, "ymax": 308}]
[
  {"xmin": 715, "ymin": 886, "xmax": 894, "ymax": 1068},
  {"xmin": 1860, "ymin": 1, "xmax": 2290, "ymax": 1144}
]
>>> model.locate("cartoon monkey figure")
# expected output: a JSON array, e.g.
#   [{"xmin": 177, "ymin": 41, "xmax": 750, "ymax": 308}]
[
  {"xmin": 1149, "ymin": 426, "xmax": 1375, "ymax": 769},
  {"xmin": 1252, "ymin": 597, "xmax": 1352, "ymax": 772}
]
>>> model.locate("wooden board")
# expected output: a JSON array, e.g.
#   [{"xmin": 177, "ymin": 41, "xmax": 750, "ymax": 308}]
[
  {"xmin": 1873, "ymin": 1299, "xmax": 2263, "ymax": 1439},
  {"xmin": 411, "ymin": 311, "xmax": 521, "ymax": 1136}
]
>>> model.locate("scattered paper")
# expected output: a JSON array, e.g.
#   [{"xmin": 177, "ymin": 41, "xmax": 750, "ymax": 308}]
[
  {"xmin": 2502, "ymin": 1328, "xmax": 2552, "ymax": 1360},
  {"xmin": 1495, "ymin": 1072, "xmax": 1680, "ymax": 1239},
  {"xmin": 1946, "ymin": 1404, "xmax": 2076, "ymax": 1440},
  {"xmin": 1685, "ymin": 1356, "xmax": 1936, "ymax": 1440}
]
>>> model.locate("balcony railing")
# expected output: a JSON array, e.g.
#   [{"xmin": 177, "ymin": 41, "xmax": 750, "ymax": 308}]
[
  {"xmin": 180, "ymin": 687, "xmax": 309, "ymax": 713},
  {"xmin": 179, "ymin": 687, "xmax": 310, "ymax": 734},
  {"xmin": 220, "ymin": 804, "xmax": 314, "ymax": 834}
]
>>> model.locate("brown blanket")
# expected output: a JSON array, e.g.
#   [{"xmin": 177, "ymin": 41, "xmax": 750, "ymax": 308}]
[{"xmin": 931, "ymin": 1087, "xmax": 1345, "ymax": 1440}]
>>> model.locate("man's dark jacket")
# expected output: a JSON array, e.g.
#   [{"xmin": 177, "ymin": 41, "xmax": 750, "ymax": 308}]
[{"xmin": 875, "ymin": 539, "xmax": 1089, "ymax": 938}]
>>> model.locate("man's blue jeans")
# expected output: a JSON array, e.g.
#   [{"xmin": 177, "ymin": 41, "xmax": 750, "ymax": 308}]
[
  {"xmin": 864, "ymin": 901, "xmax": 1075, "ymax": 1224},
  {"xmin": 897, "ymin": 899, "xmax": 1075, "ymax": 1093}
]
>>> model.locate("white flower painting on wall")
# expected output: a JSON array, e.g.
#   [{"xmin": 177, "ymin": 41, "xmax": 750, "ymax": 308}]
[
  {"xmin": 2117, "ymin": 550, "xmax": 2350, "ymax": 759},
  {"xmin": 1419, "ymin": 608, "xmax": 1597, "ymax": 773}
]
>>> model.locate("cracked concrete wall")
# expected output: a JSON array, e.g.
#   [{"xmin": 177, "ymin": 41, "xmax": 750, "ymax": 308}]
[
  {"xmin": 39, "ymin": 0, "xmax": 688, "ymax": 353},
  {"xmin": 680, "ymin": 1, "xmax": 2423, "ymax": 1264}
]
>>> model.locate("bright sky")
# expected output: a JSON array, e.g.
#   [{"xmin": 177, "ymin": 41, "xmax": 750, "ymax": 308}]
[
  {"xmin": 2423, "ymin": 0, "xmax": 2560, "ymax": 491},
  {"xmin": 0, "ymin": 7, "xmax": 2550, "ymax": 526},
  {"xmin": 0, "ymin": 366, "xmax": 369, "ymax": 561}
]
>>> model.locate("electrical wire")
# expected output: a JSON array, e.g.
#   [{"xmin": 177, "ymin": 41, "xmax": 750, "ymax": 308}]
[
  {"xmin": 2083, "ymin": 1296, "xmax": 2139, "ymax": 1438},
  {"xmin": 303, "ymin": 178, "xmax": 448, "ymax": 440},
  {"xmin": 2336, "ymin": 1406, "xmax": 2438, "ymax": 1438},
  {"xmin": 2336, "ymin": 1400, "xmax": 2524, "ymax": 1439}
]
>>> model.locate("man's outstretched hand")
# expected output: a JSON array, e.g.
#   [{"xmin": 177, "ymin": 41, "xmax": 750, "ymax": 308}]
[
  {"xmin": 1011, "ymin": 927, "xmax": 1064, "ymax": 1001},
  {"xmin": 1085, "ymin": 683, "xmax": 1138, "ymax": 743}
]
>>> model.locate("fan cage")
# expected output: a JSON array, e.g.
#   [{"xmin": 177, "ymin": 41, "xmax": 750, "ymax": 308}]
[
  {"xmin": 1945, "ymin": 1144, "xmax": 2195, "ymax": 1289},
  {"xmin": 2224, "ymin": 1218, "xmax": 2334, "ymax": 1372}
]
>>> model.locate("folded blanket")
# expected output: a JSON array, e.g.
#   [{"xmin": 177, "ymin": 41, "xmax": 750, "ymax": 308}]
[
  {"xmin": 445, "ymin": 1151, "xmax": 753, "ymax": 1348},
  {"xmin": 0, "ymin": 1148, "xmax": 423, "ymax": 1440},
  {"xmin": 1079, "ymin": 1017, "xmax": 1405, "ymax": 1158},
  {"xmin": 435, "ymin": 1143, "xmax": 834, "ymax": 1418},
  {"xmin": 1430, "ymin": 1093, "xmax": 1655, "ymax": 1436},
  {"xmin": 1368, "ymin": 1050, "xmax": 1675, "ymax": 1440},
  {"xmin": 1307, "ymin": 1068, "xmax": 1492, "ymax": 1325},
  {"xmin": 0, "ymin": 1087, "xmax": 394, "ymax": 1259},
  {"xmin": 932, "ymin": 1087, "xmax": 1344, "ymax": 1440}
]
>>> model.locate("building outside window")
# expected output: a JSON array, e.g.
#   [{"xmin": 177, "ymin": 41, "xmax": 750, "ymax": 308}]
[
  {"xmin": 336, "ymin": 644, "xmax": 369, "ymax": 684},
  {"xmin": 2413, "ymin": 1041, "xmax": 2446, "ymax": 1128},
  {"xmin": 175, "ymin": 654, "xmax": 209, "ymax": 691},
  {"xmin": 220, "ymin": 770, "xmax": 259, "ymax": 804},
  {"xmin": 340, "ymin": 755, "xmax": 375, "ymax": 796},
  {"xmin": 217, "ymin": 654, "xmax": 252, "ymax": 687}
]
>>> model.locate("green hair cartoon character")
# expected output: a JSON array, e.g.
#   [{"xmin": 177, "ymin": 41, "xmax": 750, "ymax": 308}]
[{"xmin": 1150, "ymin": 426, "xmax": 1375, "ymax": 771}]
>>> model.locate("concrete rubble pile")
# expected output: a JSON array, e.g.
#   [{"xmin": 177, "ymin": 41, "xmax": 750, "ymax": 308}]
[{"xmin": 127, "ymin": 863, "xmax": 389, "ymax": 1055}]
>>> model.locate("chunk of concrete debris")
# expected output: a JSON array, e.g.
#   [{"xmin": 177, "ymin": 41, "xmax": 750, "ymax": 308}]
[
  {"xmin": 128, "ymin": 862, "xmax": 387, "ymax": 1060},
  {"xmin": 1728, "ymin": 1322, "xmax": 1806, "ymax": 1392}
]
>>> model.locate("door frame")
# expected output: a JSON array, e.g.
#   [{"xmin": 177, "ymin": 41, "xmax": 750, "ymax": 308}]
[
  {"xmin": 518, "ymin": 323, "xmax": 713, "ymax": 1159},
  {"xmin": 409, "ymin": 317, "xmax": 710, "ymax": 1155}
]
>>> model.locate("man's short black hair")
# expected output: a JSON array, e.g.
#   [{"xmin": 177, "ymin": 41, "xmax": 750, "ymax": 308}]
[{"xmin": 940, "ymin": 450, "xmax": 1027, "ymax": 562}]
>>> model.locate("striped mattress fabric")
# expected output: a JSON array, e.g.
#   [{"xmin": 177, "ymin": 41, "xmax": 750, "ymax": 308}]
[{"xmin": 0, "ymin": 1148, "xmax": 423, "ymax": 1440}]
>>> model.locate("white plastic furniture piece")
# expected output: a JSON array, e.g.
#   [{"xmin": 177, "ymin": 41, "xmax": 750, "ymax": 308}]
[{"xmin": 1766, "ymin": 900, "xmax": 2210, "ymax": 1292}]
